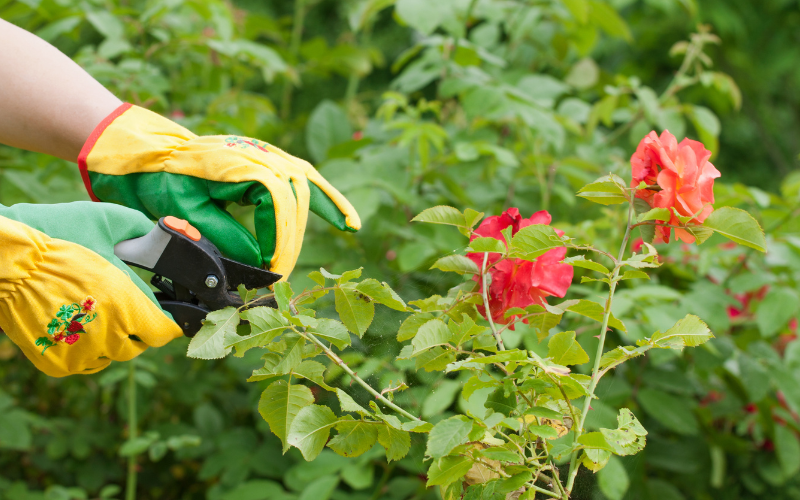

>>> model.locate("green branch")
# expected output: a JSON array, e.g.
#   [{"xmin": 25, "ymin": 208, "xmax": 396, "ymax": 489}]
[
  {"xmin": 298, "ymin": 327, "xmax": 420, "ymax": 422},
  {"xmin": 125, "ymin": 361, "xmax": 138, "ymax": 500},
  {"xmin": 565, "ymin": 198, "xmax": 634, "ymax": 493},
  {"xmin": 481, "ymin": 252, "xmax": 505, "ymax": 351}
]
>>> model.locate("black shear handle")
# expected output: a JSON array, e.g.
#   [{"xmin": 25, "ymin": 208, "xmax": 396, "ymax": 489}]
[
  {"xmin": 114, "ymin": 216, "xmax": 281, "ymax": 337},
  {"xmin": 157, "ymin": 299, "xmax": 208, "ymax": 338}
]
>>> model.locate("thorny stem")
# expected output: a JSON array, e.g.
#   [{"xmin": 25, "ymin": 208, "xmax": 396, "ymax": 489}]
[
  {"xmin": 299, "ymin": 327, "xmax": 420, "ymax": 421},
  {"xmin": 545, "ymin": 373, "xmax": 578, "ymax": 428},
  {"xmin": 125, "ymin": 361, "xmax": 138, "ymax": 500},
  {"xmin": 290, "ymin": 286, "xmax": 337, "ymax": 305},
  {"xmin": 527, "ymin": 483, "xmax": 561, "ymax": 499},
  {"xmin": 552, "ymin": 467, "xmax": 569, "ymax": 500},
  {"xmin": 496, "ymin": 428, "xmax": 526, "ymax": 458},
  {"xmin": 482, "ymin": 252, "xmax": 505, "ymax": 351},
  {"xmin": 565, "ymin": 198, "xmax": 635, "ymax": 493},
  {"xmin": 565, "ymin": 244, "xmax": 617, "ymax": 265}
]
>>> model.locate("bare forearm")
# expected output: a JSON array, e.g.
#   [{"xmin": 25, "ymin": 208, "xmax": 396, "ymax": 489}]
[{"xmin": 0, "ymin": 18, "xmax": 121, "ymax": 162}]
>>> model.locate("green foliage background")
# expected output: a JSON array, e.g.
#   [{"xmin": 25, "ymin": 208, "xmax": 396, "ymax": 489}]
[{"xmin": 0, "ymin": 0, "xmax": 799, "ymax": 499}]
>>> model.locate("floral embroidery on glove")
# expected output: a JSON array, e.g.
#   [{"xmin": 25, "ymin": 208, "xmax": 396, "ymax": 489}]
[
  {"xmin": 35, "ymin": 296, "xmax": 98, "ymax": 355},
  {"xmin": 223, "ymin": 136, "xmax": 271, "ymax": 154}
]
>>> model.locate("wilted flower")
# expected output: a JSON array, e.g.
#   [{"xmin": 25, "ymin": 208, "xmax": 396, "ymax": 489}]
[
  {"xmin": 467, "ymin": 208, "xmax": 573, "ymax": 328},
  {"xmin": 631, "ymin": 130, "xmax": 721, "ymax": 244}
]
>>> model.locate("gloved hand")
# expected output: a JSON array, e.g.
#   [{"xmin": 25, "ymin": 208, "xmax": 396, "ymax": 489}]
[
  {"xmin": 77, "ymin": 104, "xmax": 361, "ymax": 277},
  {"xmin": 0, "ymin": 202, "xmax": 182, "ymax": 377}
]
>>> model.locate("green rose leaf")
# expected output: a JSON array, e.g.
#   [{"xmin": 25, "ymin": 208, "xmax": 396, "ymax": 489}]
[
  {"xmin": 485, "ymin": 387, "xmax": 517, "ymax": 417},
  {"xmin": 225, "ymin": 307, "xmax": 289, "ymax": 357},
  {"xmin": 397, "ymin": 312, "xmax": 434, "ymax": 342},
  {"xmin": 258, "ymin": 380, "xmax": 315, "ymax": 452},
  {"xmin": 565, "ymin": 299, "xmax": 627, "ymax": 332},
  {"xmin": 273, "ymin": 281, "xmax": 293, "ymax": 312},
  {"xmin": 337, "ymin": 267, "xmax": 363, "ymax": 284},
  {"xmin": 430, "ymin": 255, "xmax": 480, "ymax": 275},
  {"xmin": 425, "ymin": 415, "xmax": 473, "ymax": 459},
  {"xmin": 464, "ymin": 208, "xmax": 484, "ymax": 228},
  {"xmin": 426, "ymin": 456, "xmax": 474, "ymax": 487},
  {"xmin": 377, "ymin": 425, "xmax": 411, "ymax": 462},
  {"xmin": 468, "ymin": 237, "xmax": 506, "ymax": 253},
  {"xmin": 336, "ymin": 389, "xmax": 371, "ymax": 416},
  {"xmin": 702, "ymin": 206, "xmax": 766, "ymax": 252},
  {"xmin": 356, "ymin": 279, "xmax": 409, "ymax": 311},
  {"xmin": 652, "ymin": 314, "xmax": 713, "ymax": 349},
  {"xmin": 636, "ymin": 207, "xmax": 671, "ymax": 223},
  {"xmin": 619, "ymin": 270, "xmax": 649, "ymax": 281},
  {"xmin": 528, "ymin": 425, "xmax": 560, "ymax": 440},
  {"xmin": 548, "ymin": 331, "xmax": 590, "ymax": 366},
  {"xmin": 578, "ymin": 432, "xmax": 615, "ymax": 452},
  {"xmin": 564, "ymin": 255, "xmax": 610, "ymax": 275},
  {"xmin": 510, "ymin": 225, "xmax": 566, "ymax": 260},
  {"xmin": 411, "ymin": 319, "xmax": 452, "ymax": 355},
  {"xmin": 415, "ymin": 347, "xmax": 457, "ymax": 372},
  {"xmin": 310, "ymin": 318, "xmax": 352, "ymax": 349},
  {"xmin": 599, "ymin": 345, "xmax": 651, "ymax": 372},
  {"xmin": 187, "ymin": 307, "xmax": 238, "ymax": 359},
  {"xmin": 328, "ymin": 419, "xmax": 378, "ymax": 458},
  {"xmin": 334, "ymin": 287, "xmax": 375, "ymax": 337},
  {"xmin": 292, "ymin": 360, "xmax": 334, "ymax": 391},
  {"xmin": 287, "ymin": 404, "xmax": 338, "ymax": 461},
  {"xmin": 412, "ymin": 206, "xmax": 465, "ymax": 227},
  {"xmin": 577, "ymin": 174, "xmax": 629, "ymax": 205}
]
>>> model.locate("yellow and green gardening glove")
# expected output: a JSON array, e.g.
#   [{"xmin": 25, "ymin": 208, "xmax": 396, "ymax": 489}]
[
  {"xmin": 77, "ymin": 103, "xmax": 361, "ymax": 277},
  {"xmin": 0, "ymin": 202, "xmax": 183, "ymax": 377}
]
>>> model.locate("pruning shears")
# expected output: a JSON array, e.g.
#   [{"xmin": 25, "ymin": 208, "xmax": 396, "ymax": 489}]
[{"xmin": 113, "ymin": 216, "xmax": 281, "ymax": 337}]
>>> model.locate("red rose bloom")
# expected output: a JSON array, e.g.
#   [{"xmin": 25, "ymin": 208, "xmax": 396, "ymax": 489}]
[
  {"xmin": 467, "ymin": 208, "xmax": 573, "ymax": 328},
  {"xmin": 64, "ymin": 334, "xmax": 80, "ymax": 345},
  {"xmin": 631, "ymin": 130, "xmax": 720, "ymax": 244},
  {"xmin": 67, "ymin": 321, "xmax": 83, "ymax": 333}
]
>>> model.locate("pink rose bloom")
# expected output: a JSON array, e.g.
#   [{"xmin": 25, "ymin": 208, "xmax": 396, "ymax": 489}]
[
  {"xmin": 631, "ymin": 130, "xmax": 721, "ymax": 244},
  {"xmin": 467, "ymin": 208, "xmax": 573, "ymax": 328}
]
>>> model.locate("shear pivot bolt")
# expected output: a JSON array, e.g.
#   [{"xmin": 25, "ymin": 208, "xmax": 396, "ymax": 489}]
[{"xmin": 205, "ymin": 275, "xmax": 219, "ymax": 288}]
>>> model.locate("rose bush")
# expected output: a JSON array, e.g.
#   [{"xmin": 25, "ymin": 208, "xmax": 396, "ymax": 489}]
[{"xmin": 174, "ymin": 127, "xmax": 767, "ymax": 500}]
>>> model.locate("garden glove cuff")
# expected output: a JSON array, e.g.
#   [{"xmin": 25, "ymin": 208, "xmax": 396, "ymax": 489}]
[
  {"xmin": 0, "ymin": 202, "xmax": 182, "ymax": 377},
  {"xmin": 78, "ymin": 103, "xmax": 361, "ymax": 277}
]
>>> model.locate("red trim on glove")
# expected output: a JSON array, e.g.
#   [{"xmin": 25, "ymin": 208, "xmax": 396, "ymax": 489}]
[{"xmin": 78, "ymin": 102, "xmax": 133, "ymax": 202}]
